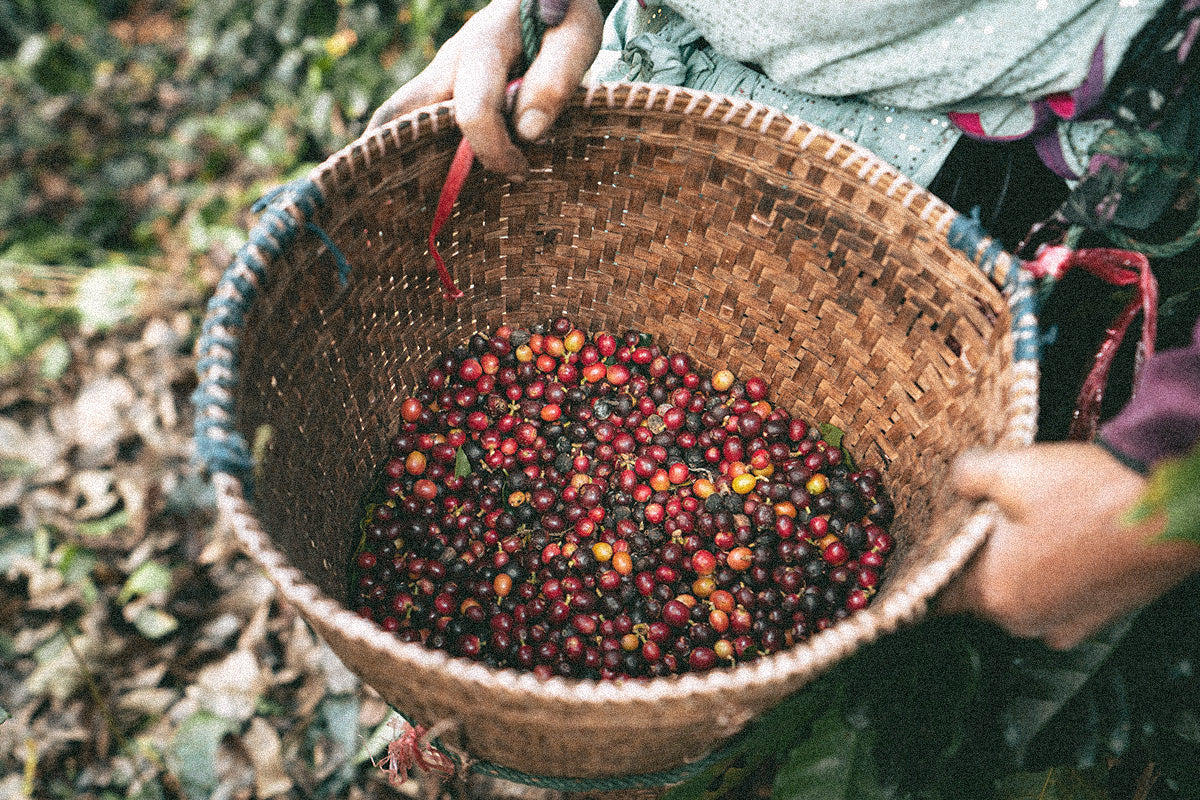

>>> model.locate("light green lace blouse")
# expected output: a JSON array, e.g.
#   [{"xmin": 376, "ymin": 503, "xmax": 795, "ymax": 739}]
[{"xmin": 590, "ymin": 0, "xmax": 1164, "ymax": 185}]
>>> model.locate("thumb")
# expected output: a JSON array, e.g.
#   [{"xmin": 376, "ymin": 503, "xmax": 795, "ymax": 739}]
[
  {"xmin": 949, "ymin": 448, "xmax": 1029, "ymax": 519},
  {"xmin": 511, "ymin": 0, "xmax": 602, "ymax": 142}
]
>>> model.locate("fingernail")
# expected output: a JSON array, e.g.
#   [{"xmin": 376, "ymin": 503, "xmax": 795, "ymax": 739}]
[
  {"xmin": 516, "ymin": 109, "xmax": 549, "ymax": 142},
  {"xmin": 507, "ymin": 172, "xmax": 527, "ymax": 184}
]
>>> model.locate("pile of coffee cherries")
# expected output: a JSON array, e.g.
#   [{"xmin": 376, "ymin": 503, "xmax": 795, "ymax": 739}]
[{"xmin": 351, "ymin": 318, "xmax": 895, "ymax": 680}]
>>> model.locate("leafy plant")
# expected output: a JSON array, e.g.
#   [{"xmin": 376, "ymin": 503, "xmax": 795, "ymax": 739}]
[{"xmin": 1129, "ymin": 441, "xmax": 1200, "ymax": 545}]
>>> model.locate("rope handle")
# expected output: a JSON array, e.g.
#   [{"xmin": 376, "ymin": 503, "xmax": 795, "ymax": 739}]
[
  {"xmin": 947, "ymin": 210, "xmax": 1041, "ymax": 366},
  {"xmin": 193, "ymin": 178, "xmax": 331, "ymax": 485}
]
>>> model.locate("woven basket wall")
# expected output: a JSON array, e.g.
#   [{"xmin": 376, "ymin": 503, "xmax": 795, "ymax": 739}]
[{"xmin": 198, "ymin": 82, "xmax": 1038, "ymax": 780}]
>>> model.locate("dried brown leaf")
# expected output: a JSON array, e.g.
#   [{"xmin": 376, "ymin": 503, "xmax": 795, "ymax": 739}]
[
  {"xmin": 236, "ymin": 600, "xmax": 271, "ymax": 653},
  {"xmin": 69, "ymin": 469, "xmax": 119, "ymax": 520},
  {"xmin": 186, "ymin": 649, "xmax": 267, "ymax": 723},
  {"xmin": 52, "ymin": 375, "xmax": 136, "ymax": 464},
  {"xmin": 116, "ymin": 687, "xmax": 178, "ymax": 717},
  {"xmin": 243, "ymin": 717, "xmax": 294, "ymax": 798}
]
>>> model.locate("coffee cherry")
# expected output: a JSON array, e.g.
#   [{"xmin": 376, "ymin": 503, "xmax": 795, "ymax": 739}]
[{"xmin": 351, "ymin": 316, "xmax": 895, "ymax": 678}]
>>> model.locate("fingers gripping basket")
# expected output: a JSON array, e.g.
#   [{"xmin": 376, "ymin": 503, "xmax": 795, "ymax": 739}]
[{"xmin": 194, "ymin": 82, "xmax": 1038, "ymax": 780}]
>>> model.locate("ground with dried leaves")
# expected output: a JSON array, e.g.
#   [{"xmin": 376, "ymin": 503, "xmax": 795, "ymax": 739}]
[{"xmin": 0, "ymin": 292, "xmax": 460, "ymax": 799}]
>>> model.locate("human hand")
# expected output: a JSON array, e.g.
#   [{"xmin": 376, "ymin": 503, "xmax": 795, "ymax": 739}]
[
  {"xmin": 937, "ymin": 442, "xmax": 1200, "ymax": 649},
  {"xmin": 366, "ymin": 0, "xmax": 603, "ymax": 177}
]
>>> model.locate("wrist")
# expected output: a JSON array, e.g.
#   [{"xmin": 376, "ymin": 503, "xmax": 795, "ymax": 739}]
[{"xmin": 1096, "ymin": 433, "xmax": 1150, "ymax": 476}]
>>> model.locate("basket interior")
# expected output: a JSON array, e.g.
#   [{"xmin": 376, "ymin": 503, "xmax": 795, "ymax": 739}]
[
  {"xmin": 238, "ymin": 95, "xmax": 1012, "ymax": 607},
  {"xmin": 220, "ymin": 86, "xmax": 1023, "ymax": 776}
]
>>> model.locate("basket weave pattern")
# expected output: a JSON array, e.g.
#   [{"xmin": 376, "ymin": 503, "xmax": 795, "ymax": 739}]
[{"xmin": 202, "ymin": 83, "xmax": 1037, "ymax": 779}]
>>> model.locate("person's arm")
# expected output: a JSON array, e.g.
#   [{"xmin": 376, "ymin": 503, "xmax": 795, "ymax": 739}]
[
  {"xmin": 939, "ymin": 316, "xmax": 1200, "ymax": 649},
  {"xmin": 366, "ymin": 0, "xmax": 603, "ymax": 178}
]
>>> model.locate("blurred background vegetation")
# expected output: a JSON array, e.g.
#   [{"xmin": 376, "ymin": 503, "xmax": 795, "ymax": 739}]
[{"xmin": 0, "ymin": 0, "xmax": 485, "ymax": 380}]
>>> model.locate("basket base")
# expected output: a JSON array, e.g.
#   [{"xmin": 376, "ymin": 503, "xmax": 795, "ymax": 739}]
[{"xmin": 466, "ymin": 775, "xmax": 666, "ymax": 800}]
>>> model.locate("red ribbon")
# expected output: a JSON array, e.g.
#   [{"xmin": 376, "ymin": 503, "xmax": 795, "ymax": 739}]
[
  {"xmin": 429, "ymin": 137, "xmax": 475, "ymax": 299},
  {"xmin": 1026, "ymin": 246, "xmax": 1159, "ymax": 441},
  {"xmin": 429, "ymin": 79, "xmax": 524, "ymax": 300}
]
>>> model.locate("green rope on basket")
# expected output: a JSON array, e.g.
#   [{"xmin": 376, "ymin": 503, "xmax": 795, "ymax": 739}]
[
  {"xmin": 418, "ymin": 716, "xmax": 749, "ymax": 792},
  {"xmin": 193, "ymin": 177, "xmax": 342, "ymax": 488}
]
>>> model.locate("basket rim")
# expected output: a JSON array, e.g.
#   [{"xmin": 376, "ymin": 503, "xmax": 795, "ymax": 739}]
[{"xmin": 197, "ymin": 81, "xmax": 1039, "ymax": 715}]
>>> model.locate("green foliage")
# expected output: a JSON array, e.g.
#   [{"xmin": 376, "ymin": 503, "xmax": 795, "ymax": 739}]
[
  {"xmin": 774, "ymin": 701, "xmax": 887, "ymax": 800},
  {"xmin": 1128, "ymin": 441, "xmax": 1200, "ymax": 544},
  {"xmin": 817, "ymin": 422, "xmax": 856, "ymax": 469},
  {"xmin": 0, "ymin": 251, "xmax": 82, "ymax": 378},
  {"xmin": 0, "ymin": 0, "xmax": 484, "ymax": 374},
  {"xmin": 994, "ymin": 767, "xmax": 1110, "ymax": 800},
  {"xmin": 663, "ymin": 608, "xmax": 1200, "ymax": 800},
  {"xmin": 454, "ymin": 445, "xmax": 471, "ymax": 476},
  {"xmin": 662, "ymin": 668, "xmax": 839, "ymax": 800},
  {"xmin": 0, "ymin": 0, "xmax": 491, "ymax": 395}
]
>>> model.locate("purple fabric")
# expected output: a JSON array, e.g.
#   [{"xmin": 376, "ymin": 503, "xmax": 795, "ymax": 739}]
[
  {"xmin": 538, "ymin": 0, "xmax": 570, "ymax": 27},
  {"xmin": 1100, "ymin": 315, "xmax": 1200, "ymax": 470},
  {"xmin": 1034, "ymin": 132, "xmax": 1084, "ymax": 180},
  {"xmin": 951, "ymin": 40, "xmax": 1111, "ymax": 179}
]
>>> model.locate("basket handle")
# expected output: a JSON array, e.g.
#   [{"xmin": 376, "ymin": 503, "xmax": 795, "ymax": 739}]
[
  {"xmin": 947, "ymin": 209, "xmax": 1040, "ymax": 368},
  {"xmin": 193, "ymin": 178, "xmax": 332, "ymax": 485}
]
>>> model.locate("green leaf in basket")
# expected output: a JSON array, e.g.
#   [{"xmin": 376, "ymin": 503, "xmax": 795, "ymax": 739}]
[
  {"xmin": 818, "ymin": 422, "xmax": 856, "ymax": 470},
  {"xmin": 454, "ymin": 446, "xmax": 471, "ymax": 478},
  {"xmin": 818, "ymin": 422, "xmax": 844, "ymax": 449},
  {"xmin": 252, "ymin": 424, "xmax": 274, "ymax": 485}
]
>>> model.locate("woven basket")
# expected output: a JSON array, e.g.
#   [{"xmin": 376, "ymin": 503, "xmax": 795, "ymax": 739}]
[{"xmin": 194, "ymin": 82, "xmax": 1038, "ymax": 781}]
